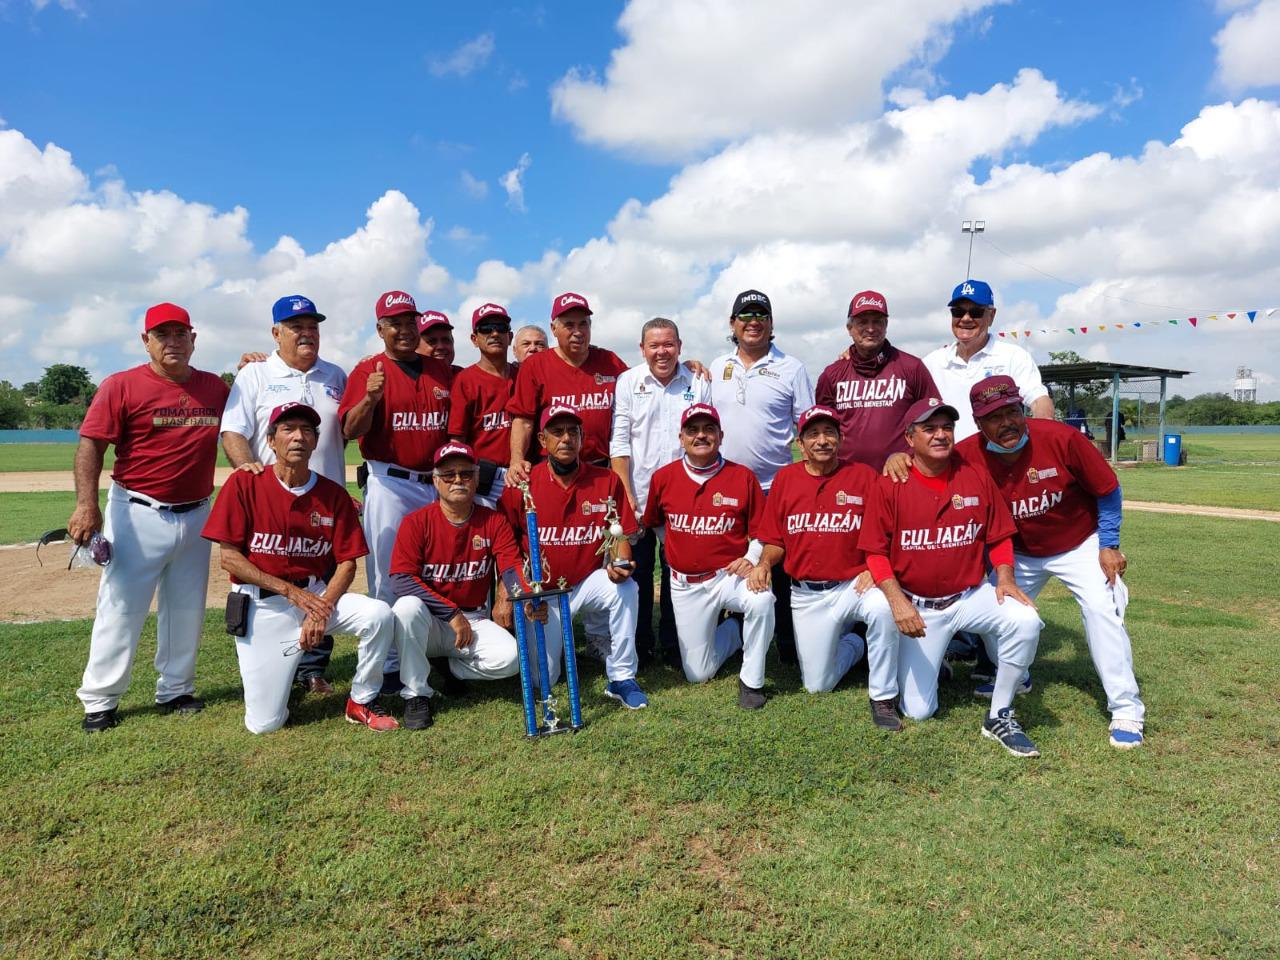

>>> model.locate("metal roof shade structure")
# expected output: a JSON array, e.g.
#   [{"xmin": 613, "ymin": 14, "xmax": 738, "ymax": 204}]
[{"xmin": 1039, "ymin": 361, "xmax": 1192, "ymax": 462}]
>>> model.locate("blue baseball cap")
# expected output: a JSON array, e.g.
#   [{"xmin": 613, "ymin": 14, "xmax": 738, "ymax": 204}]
[
  {"xmin": 271, "ymin": 295, "xmax": 326, "ymax": 324},
  {"xmin": 948, "ymin": 279, "xmax": 994, "ymax": 307}
]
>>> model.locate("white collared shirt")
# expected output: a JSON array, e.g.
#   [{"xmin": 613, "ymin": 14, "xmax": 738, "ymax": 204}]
[
  {"xmin": 221, "ymin": 351, "xmax": 348, "ymax": 485},
  {"xmin": 708, "ymin": 344, "xmax": 815, "ymax": 492},
  {"xmin": 609, "ymin": 363, "xmax": 711, "ymax": 515},
  {"xmin": 923, "ymin": 337, "xmax": 1049, "ymax": 440}
]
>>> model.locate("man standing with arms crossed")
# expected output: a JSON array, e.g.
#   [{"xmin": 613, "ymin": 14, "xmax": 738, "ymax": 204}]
[
  {"xmin": 203, "ymin": 402, "xmax": 397, "ymax": 734},
  {"xmin": 957, "ymin": 376, "xmax": 1145, "ymax": 748},
  {"xmin": 709, "ymin": 290, "xmax": 814, "ymax": 665},
  {"xmin": 610, "ymin": 318, "xmax": 711, "ymax": 669},
  {"xmin": 221, "ymin": 294, "xmax": 348, "ymax": 695},
  {"xmin": 448, "ymin": 303, "xmax": 518, "ymax": 508},
  {"xmin": 858, "ymin": 398, "xmax": 1044, "ymax": 756},
  {"xmin": 72, "ymin": 302, "xmax": 229, "ymax": 732}
]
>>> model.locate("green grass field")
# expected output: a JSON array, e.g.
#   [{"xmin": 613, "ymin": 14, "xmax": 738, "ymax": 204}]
[
  {"xmin": 1, "ymin": 510, "xmax": 1277, "ymax": 958},
  {"xmin": 0, "ymin": 442, "xmax": 367, "ymax": 473}
]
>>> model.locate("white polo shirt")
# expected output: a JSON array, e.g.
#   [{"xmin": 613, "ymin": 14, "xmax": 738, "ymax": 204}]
[
  {"xmin": 609, "ymin": 363, "xmax": 712, "ymax": 515},
  {"xmin": 221, "ymin": 351, "xmax": 348, "ymax": 485},
  {"xmin": 709, "ymin": 344, "xmax": 815, "ymax": 492},
  {"xmin": 923, "ymin": 337, "xmax": 1049, "ymax": 441}
]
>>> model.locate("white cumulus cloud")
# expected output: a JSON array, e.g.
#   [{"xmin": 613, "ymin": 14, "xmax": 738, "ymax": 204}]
[
  {"xmin": 500, "ymin": 152, "xmax": 531, "ymax": 212},
  {"xmin": 1214, "ymin": 0, "xmax": 1280, "ymax": 91}
]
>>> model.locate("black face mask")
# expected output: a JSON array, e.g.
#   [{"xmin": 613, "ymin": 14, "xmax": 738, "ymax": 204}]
[{"xmin": 549, "ymin": 456, "xmax": 579, "ymax": 477}]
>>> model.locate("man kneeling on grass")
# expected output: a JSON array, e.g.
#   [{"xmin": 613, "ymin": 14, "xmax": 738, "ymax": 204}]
[{"xmin": 203, "ymin": 402, "xmax": 398, "ymax": 734}]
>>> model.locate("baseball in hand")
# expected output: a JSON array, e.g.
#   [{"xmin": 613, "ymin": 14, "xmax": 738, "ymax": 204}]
[{"xmin": 609, "ymin": 522, "xmax": 625, "ymax": 538}]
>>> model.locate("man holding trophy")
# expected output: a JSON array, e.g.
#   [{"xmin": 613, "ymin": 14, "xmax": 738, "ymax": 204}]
[{"xmin": 498, "ymin": 404, "xmax": 650, "ymax": 710}]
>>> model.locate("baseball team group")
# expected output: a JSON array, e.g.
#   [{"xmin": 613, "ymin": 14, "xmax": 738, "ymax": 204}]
[{"xmin": 65, "ymin": 276, "xmax": 1145, "ymax": 758}]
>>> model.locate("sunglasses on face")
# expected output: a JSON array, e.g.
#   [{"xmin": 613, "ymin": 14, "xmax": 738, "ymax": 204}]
[
  {"xmin": 733, "ymin": 313, "xmax": 769, "ymax": 323},
  {"xmin": 950, "ymin": 306, "xmax": 988, "ymax": 320},
  {"xmin": 435, "ymin": 469, "xmax": 477, "ymax": 482},
  {"xmin": 476, "ymin": 323, "xmax": 511, "ymax": 335}
]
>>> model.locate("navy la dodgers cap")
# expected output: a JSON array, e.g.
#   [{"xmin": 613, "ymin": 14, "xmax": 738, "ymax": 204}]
[
  {"xmin": 948, "ymin": 279, "xmax": 995, "ymax": 307},
  {"xmin": 271, "ymin": 295, "xmax": 326, "ymax": 324}
]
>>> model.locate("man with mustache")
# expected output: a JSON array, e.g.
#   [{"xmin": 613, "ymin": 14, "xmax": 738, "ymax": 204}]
[
  {"xmin": 221, "ymin": 294, "xmax": 348, "ymax": 695},
  {"xmin": 643, "ymin": 404, "xmax": 775, "ymax": 709},
  {"xmin": 203, "ymin": 402, "xmax": 396, "ymax": 733},
  {"xmin": 448, "ymin": 303, "xmax": 519, "ymax": 508},
  {"xmin": 957, "ymin": 376, "xmax": 1144, "ymax": 749},
  {"xmin": 858, "ymin": 398, "xmax": 1044, "ymax": 757},
  {"xmin": 72, "ymin": 302, "xmax": 229, "ymax": 733}
]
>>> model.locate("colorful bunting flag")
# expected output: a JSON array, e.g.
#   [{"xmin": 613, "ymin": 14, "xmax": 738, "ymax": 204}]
[
  {"xmin": 1248, "ymin": 311, "xmax": 1257, "ymax": 323},
  {"xmin": 1188, "ymin": 317, "xmax": 1198, "ymax": 327}
]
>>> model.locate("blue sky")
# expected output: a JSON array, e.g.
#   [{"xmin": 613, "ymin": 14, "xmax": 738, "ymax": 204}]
[{"xmin": 0, "ymin": 0, "xmax": 1277, "ymax": 397}]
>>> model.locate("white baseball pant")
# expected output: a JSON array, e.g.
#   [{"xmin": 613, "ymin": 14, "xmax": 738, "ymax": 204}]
[
  {"xmin": 77, "ymin": 485, "xmax": 212, "ymax": 713},
  {"xmin": 669, "ymin": 569, "xmax": 775, "ymax": 688},
  {"xmin": 232, "ymin": 580, "xmax": 394, "ymax": 734},
  {"xmin": 791, "ymin": 580, "xmax": 894, "ymax": 694},
  {"xmin": 890, "ymin": 583, "xmax": 1042, "ymax": 721},
  {"xmin": 542, "ymin": 568, "xmax": 639, "ymax": 683},
  {"xmin": 474, "ymin": 465, "xmax": 507, "ymax": 511},
  {"xmin": 363, "ymin": 460, "xmax": 438, "ymax": 674},
  {"xmin": 1013, "ymin": 532, "xmax": 1144, "ymax": 722},
  {"xmin": 390, "ymin": 597, "xmax": 524, "ymax": 698}
]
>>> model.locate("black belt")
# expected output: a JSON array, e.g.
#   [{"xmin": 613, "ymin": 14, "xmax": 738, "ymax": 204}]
[
  {"xmin": 386, "ymin": 467, "xmax": 433, "ymax": 483},
  {"xmin": 797, "ymin": 579, "xmax": 842, "ymax": 592},
  {"xmin": 129, "ymin": 495, "xmax": 208, "ymax": 514},
  {"xmin": 259, "ymin": 577, "xmax": 316, "ymax": 600},
  {"xmin": 906, "ymin": 590, "xmax": 964, "ymax": 611}
]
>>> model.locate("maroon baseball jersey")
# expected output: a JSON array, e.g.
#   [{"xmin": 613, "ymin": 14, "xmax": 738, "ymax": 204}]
[
  {"xmin": 338, "ymin": 354, "xmax": 453, "ymax": 470},
  {"xmin": 447, "ymin": 362, "xmax": 517, "ymax": 462},
  {"xmin": 858, "ymin": 459, "xmax": 1016, "ymax": 598},
  {"xmin": 80, "ymin": 364, "xmax": 229, "ymax": 503},
  {"xmin": 758, "ymin": 459, "xmax": 877, "ymax": 581},
  {"xmin": 390, "ymin": 502, "xmax": 524, "ymax": 609},
  {"xmin": 202, "ymin": 469, "xmax": 367, "ymax": 583},
  {"xmin": 956, "ymin": 419, "xmax": 1119, "ymax": 557},
  {"xmin": 815, "ymin": 344, "xmax": 939, "ymax": 469},
  {"xmin": 507, "ymin": 346, "xmax": 627, "ymax": 463},
  {"xmin": 497, "ymin": 461, "xmax": 638, "ymax": 588},
  {"xmin": 643, "ymin": 460, "xmax": 767, "ymax": 576}
]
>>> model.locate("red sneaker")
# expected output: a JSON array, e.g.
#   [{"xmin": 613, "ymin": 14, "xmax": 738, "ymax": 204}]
[{"xmin": 345, "ymin": 697, "xmax": 400, "ymax": 732}]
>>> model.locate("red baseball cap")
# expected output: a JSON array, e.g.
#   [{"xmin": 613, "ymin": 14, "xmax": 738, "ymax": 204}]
[
  {"xmin": 551, "ymin": 292, "xmax": 592, "ymax": 320},
  {"xmin": 144, "ymin": 302, "xmax": 192, "ymax": 332},
  {"xmin": 417, "ymin": 310, "xmax": 452, "ymax": 334},
  {"xmin": 970, "ymin": 375, "xmax": 1024, "ymax": 418},
  {"xmin": 471, "ymin": 302, "xmax": 511, "ymax": 331},
  {"xmin": 539, "ymin": 403, "xmax": 583, "ymax": 431},
  {"xmin": 798, "ymin": 404, "xmax": 841, "ymax": 435},
  {"xmin": 681, "ymin": 403, "xmax": 721, "ymax": 428},
  {"xmin": 847, "ymin": 290, "xmax": 889, "ymax": 319},
  {"xmin": 375, "ymin": 290, "xmax": 418, "ymax": 320},
  {"xmin": 903, "ymin": 396, "xmax": 960, "ymax": 427},
  {"xmin": 433, "ymin": 441, "xmax": 478, "ymax": 466},
  {"xmin": 268, "ymin": 401, "xmax": 321, "ymax": 429}
]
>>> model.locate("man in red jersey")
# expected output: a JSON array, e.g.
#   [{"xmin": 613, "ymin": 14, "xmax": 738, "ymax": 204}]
[
  {"xmin": 815, "ymin": 290, "xmax": 939, "ymax": 469},
  {"xmin": 506, "ymin": 292, "xmax": 628, "ymax": 484},
  {"xmin": 416, "ymin": 310, "xmax": 464, "ymax": 374},
  {"xmin": 643, "ymin": 404, "xmax": 776, "ymax": 710},
  {"xmin": 956, "ymin": 376, "xmax": 1144, "ymax": 749},
  {"xmin": 757, "ymin": 405, "xmax": 897, "ymax": 709},
  {"xmin": 389, "ymin": 442, "xmax": 545, "ymax": 730},
  {"xmin": 859, "ymin": 398, "xmax": 1044, "ymax": 757},
  {"xmin": 338, "ymin": 291, "xmax": 454, "ymax": 607},
  {"xmin": 72, "ymin": 302, "xmax": 230, "ymax": 733},
  {"xmin": 203, "ymin": 403, "xmax": 397, "ymax": 734},
  {"xmin": 498, "ymin": 405, "xmax": 650, "ymax": 710},
  {"xmin": 447, "ymin": 302, "xmax": 518, "ymax": 507}
]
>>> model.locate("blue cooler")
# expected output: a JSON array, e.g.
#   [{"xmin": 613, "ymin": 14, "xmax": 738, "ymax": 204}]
[{"xmin": 1163, "ymin": 434, "xmax": 1182, "ymax": 466}]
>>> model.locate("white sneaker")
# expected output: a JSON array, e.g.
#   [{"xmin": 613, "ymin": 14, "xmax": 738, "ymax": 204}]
[{"xmin": 1108, "ymin": 719, "xmax": 1145, "ymax": 749}]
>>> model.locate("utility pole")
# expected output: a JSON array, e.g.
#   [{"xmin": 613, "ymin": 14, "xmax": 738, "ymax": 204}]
[{"xmin": 961, "ymin": 220, "xmax": 985, "ymax": 278}]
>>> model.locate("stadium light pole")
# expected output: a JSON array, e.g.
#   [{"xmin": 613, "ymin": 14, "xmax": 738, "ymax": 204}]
[{"xmin": 961, "ymin": 220, "xmax": 986, "ymax": 279}]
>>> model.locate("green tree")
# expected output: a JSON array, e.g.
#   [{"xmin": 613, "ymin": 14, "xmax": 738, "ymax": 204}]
[
  {"xmin": 0, "ymin": 381, "xmax": 27, "ymax": 429},
  {"xmin": 1045, "ymin": 350, "xmax": 1108, "ymax": 414},
  {"xmin": 39, "ymin": 365, "xmax": 96, "ymax": 406},
  {"xmin": 20, "ymin": 381, "xmax": 39, "ymax": 398},
  {"xmin": 220, "ymin": 371, "xmax": 237, "ymax": 388}
]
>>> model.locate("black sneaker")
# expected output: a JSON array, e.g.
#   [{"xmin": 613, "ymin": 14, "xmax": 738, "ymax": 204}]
[
  {"xmin": 869, "ymin": 697, "xmax": 903, "ymax": 732},
  {"xmin": 981, "ymin": 707, "xmax": 1041, "ymax": 758},
  {"xmin": 157, "ymin": 694, "xmax": 205, "ymax": 715},
  {"xmin": 404, "ymin": 696, "xmax": 434, "ymax": 730},
  {"xmin": 738, "ymin": 679, "xmax": 767, "ymax": 710},
  {"xmin": 82, "ymin": 708, "xmax": 119, "ymax": 733}
]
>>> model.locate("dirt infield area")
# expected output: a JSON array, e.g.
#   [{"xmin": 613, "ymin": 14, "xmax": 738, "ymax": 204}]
[{"xmin": 0, "ymin": 541, "xmax": 369, "ymax": 624}]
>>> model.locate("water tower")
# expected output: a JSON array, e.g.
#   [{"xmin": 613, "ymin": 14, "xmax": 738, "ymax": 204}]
[{"xmin": 1232, "ymin": 366, "xmax": 1258, "ymax": 403}]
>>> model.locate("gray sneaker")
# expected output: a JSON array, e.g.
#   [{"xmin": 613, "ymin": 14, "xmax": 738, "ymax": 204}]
[
  {"xmin": 738, "ymin": 679, "xmax": 767, "ymax": 710},
  {"xmin": 981, "ymin": 708, "xmax": 1040, "ymax": 758},
  {"xmin": 869, "ymin": 697, "xmax": 903, "ymax": 732}
]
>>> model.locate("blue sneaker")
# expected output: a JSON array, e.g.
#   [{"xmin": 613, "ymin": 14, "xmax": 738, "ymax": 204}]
[
  {"xmin": 981, "ymin": 708, "xmax": 1040, "ymax": 758},
  {"xmin": 1109, "ymin": 720, "xmax": 1145, "ymax": 750},
  {"xmin": 604, "ymin": 678, "xmax": 649, "ymax": 710},
  {"xmin": 973, "ymin": 672, "xmax": 1032, "ymax": 699}
]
